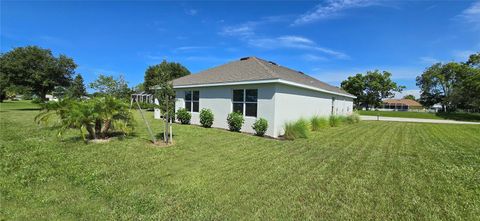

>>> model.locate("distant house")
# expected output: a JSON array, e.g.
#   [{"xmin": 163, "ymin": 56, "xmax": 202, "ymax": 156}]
[
  {"xmin": 172, "ymin": 57, "xmax": 355, "ymax": 138},
  {"xmin": 45, "ymin": 94, "xmax": 58, "ymax": 102},
  {"xmin": 380, "ymin": 99, "xmax": 423, "ymax": 111}
]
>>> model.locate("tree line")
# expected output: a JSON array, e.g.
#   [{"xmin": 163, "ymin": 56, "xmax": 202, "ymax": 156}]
[
  {"xmin": 0, "ymin": 46, "xmax": 190, "ymax": 103},
  {"xmin": 340, "ymin": 52, "xmax": 480, "ymax": 112},
  {"xmin": 1, "ymin": 45, "xmax": 478, "ymax": 113}
]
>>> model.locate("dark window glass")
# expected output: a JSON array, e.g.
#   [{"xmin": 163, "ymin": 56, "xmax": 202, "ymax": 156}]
[
  {"xmin": 185, "ymin": 101, "xmax": 192, "ymax": 112},
  {"xmin": 193, "ymin": 101, "xmax": 199, "ymax": 112},
  {"xmin": 193, "ymin": 91, "xmax": 199, "ymax": 101},
  {"xmin": 233, "ymin": 90, "xmax": 244, "ymax": 102},
  {"xmin": 185, "ymin": 91, "xmax": 192, "ymax": 101},
  {"xmin": 245, "ymin": 103, "xmax": 257, "ymax": 117},
  {"xmin": 233, "ymin": 103, "xmax": 243, "ymax": 114},
  {"xmin": 245, "ymin": 89, "xmax": 258, "ymax": 102}
]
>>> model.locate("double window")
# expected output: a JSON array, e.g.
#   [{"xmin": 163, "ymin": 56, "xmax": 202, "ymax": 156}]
[
  {"xmin": 233, "ymin": 89, "xmax": 257, "ymax": 117},
  {"xmin": 185, "ymin": 91, "xmax": 199, "ymax": 112}
]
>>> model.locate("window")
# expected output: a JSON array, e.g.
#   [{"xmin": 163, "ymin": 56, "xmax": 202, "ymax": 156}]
[
  {"xmin": 232, "ymin": 89, "xmax": 257, "ymax": 117},
  {"xmin": 185, "ymin": 90, "xmax": 199, "ymax": 112}
]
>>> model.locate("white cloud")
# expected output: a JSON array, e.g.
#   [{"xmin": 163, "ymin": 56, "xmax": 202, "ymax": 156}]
[
  {"xmin": 277, "ymin": 36, "xmax": 315, "ymax": 45},
  {"xmin": 292, "ymin": 0, "xmax": 380, "ymax": 25},
  {"xmin": 220, "ymin": 25, "xmax": 255, "ymax": 37},
  {"xmin": 220, "ymin": 16, "xmax": 348, "ymax": 59},
  {"xmin": 219, "ymin": 16, "xmax": 289, "ymax": 37},
  {"xmin": 247, "ymin": 35, "xmax": 349, "ymax": 59},
  {"xmin": 174, "ymin": 46, "xmax": 211, "ymax": 52},
  {"xmin": 458, "ymin": 1, "xmax": 480, "ymax": 28}
]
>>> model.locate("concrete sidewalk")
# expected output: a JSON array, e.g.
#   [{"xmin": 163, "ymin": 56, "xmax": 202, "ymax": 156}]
[{"xmin": 360, "ymin": 115, "xmax": 480, "ymax": 125}]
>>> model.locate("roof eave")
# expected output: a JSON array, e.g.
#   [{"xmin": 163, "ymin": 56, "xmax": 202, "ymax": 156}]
[{"xmin": 173, "ymin": 79, "xmax": 356, "ymax": 99}]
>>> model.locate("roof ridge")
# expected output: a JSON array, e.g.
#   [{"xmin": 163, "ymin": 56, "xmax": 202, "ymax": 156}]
[{"xmin": 250, "ymin": 57, "xmax": 279, "ymax": 79}]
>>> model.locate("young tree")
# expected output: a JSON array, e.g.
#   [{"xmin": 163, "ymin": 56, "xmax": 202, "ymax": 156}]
[
  {"xmin": 341, "ymin": 70, "xmax": 404, "ymax": 110},
  {"xmin": 144, "ymin": 60, "xmax": 190, "ymax": 117},
  {"xmin": 68, "ymin": 74, "xmax": 87, "ymax": 98},
  {"xmin": 89, "ymin": 74, "xmax": 132, "ymax": 99},
  {"xmin": 0, "ymin": 46, "xmax": 76, "ymax": 100}
]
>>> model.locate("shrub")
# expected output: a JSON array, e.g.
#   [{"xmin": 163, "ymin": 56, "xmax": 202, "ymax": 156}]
[
  {"xmin": 329, "ymin": 115, "xmax": 344, "ymax": 127},
  {"xmin": 31, "ymin": 97, "xmax": 44, "ymax": 104},
  {"xmin": 310, "ymin": 116, "xmax": 329, "ymax": 131},
  {"xmin": 35, "ymin": 96, "xmax": 134, "ymax": 141},
  {"xmin": 252, "ymin": 118, "xmax": 268, "ymax": 136},
  {"xmin": 227, "ymin": 112, "xmax": 244, "ymax": 132},
  {"xmin": 176, "ymin": 108, "xmax": 191, "ymax": 124},
  {"xmin": 284, "ymin": 118, "xmax": 310, "ymax": 140},
  {"xmin": 345, "ymin": 112, "xmax": 361, "ymax": 124},
  {"xmin": 200, "ymin": 108, "xmax": 214, "ymax": 128}
]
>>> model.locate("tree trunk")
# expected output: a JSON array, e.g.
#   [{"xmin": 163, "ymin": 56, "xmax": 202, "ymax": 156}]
[
  {"xmin": 39, "ymin": 90, "xmax": 48, "ymax": 102},
  {"xmin": 95, "ymin": 119, "xmax": 102, "ymax": 137},
  {"xmin": 100, "ymin": 119, "xmax": 111, "ymax": 138},
  {"xmin": 86, "ymin": 125, "xmax": 96, "ymax": 140}
]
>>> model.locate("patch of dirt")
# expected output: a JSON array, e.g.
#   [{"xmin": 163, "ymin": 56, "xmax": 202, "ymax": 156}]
[
  {"xmin": 89, "ymin": 138, "xmax": 111, "ymax": 143},
  {"xmin": 151, "ymin": 140, "xmax": 175, "ymax": 147}
]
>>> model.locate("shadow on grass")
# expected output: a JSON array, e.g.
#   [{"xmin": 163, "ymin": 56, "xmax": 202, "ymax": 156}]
[
  {"xmin": 0, "ymin": 108, "xmax": 41, "ymax": 112},
  {"xmin": 436, "ymin": 112, "xmax": 480, "ymax": 122},
  {"xmin": 60, "ymin": 131, "xmax": 138, "ymax": 143}
]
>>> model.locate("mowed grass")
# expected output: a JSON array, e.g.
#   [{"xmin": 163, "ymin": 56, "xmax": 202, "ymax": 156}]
[
  {"xmin": 1, "ymin": 101, "xmax": 480, "ymax": 220},
  {"xmin": 359, "ymin": 110, "xmax": 480, "ymax": 122}
]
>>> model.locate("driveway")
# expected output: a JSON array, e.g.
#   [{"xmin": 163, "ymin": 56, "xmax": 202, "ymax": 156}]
[{"xmin": 360, "ymin": 115, "xmax": 480, "ymax": 125}]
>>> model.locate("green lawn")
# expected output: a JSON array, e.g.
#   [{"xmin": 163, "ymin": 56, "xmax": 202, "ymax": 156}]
[
  {"xmin": 359, "ymin": 110, "xmax": 480, "ymax": 122},
  {"xmin": 1, "ymin": 101, "xmax": 479, "ymax": 220}
]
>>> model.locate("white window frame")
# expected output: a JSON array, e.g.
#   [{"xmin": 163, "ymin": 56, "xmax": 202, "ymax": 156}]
[
  {"xmin": 232, "ymin": 89, "xmax": 257, "ymax": 118},
  {"xmin": 185, "ymin": 90, "xmax": 199, "ymax": 113}
]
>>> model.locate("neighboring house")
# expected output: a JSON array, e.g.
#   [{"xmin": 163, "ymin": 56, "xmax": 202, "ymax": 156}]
[
  {"xmin": 45, "ymin": 94, "xmax": 58, "ymax": 102},
  {"xmin": 379, "ymin": 99, "xmax": 423, "ymax": 111},
  {"xmin": 172, "ymin": 57, "xmax": 355, "ymax": 138}
]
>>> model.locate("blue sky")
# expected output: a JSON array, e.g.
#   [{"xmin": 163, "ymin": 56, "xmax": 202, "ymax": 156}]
[{"xmin": 2, "ymin": 0, "xmax": 479, "ymax": 97}]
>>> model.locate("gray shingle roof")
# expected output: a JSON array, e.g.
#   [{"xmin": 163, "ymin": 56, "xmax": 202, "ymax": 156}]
[{"xmin": 172, "ymin": 57, "xmax": 353, "ymax": 97}]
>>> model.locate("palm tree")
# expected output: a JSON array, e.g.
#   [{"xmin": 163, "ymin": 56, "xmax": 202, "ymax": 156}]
[{"xmin": 35, "ymin": 96, "xmax": 134, "ymax": 142}]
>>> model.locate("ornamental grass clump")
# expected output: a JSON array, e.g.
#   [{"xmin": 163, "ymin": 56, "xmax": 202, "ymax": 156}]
[
  {"xmin": 227, "ymin": 112, "xmax": 244, "ymax": 132},
  {"xmin": 199, "ymin": 108, "xmax": 214, "ymax": 128},
  {"xmin": 283, "ymin": 118, "xmax": 310, "ymax": 140},
  {"xmin": 176, "ymin": 108, "xmax": 191, "ymax": 124},
  {"xmin": 345, "ymin": 112, "xmax": 361, "ymax": 124},
  {"xmin": 310, "ymin": 116, "xmax": 329, "ymax": 131},
  {"xmin": 252, "ymin": 118, "xmax": 268, "ymax": 136},
  {"xmin": 329, "ymin": 115, "xmax": 345, "ymax": 127}
]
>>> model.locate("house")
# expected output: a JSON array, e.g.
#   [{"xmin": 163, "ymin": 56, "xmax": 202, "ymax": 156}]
[
  {"xmin": 172, "ymin": 57, "xmax": 355, "ymax": 138},
  {"xmin": 45, "ymin": 94, "xmax": 59, "ymax": 102},
  {"xmin": 379, "ymin": 99, "xmax": 423, "ymax": 111}
]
